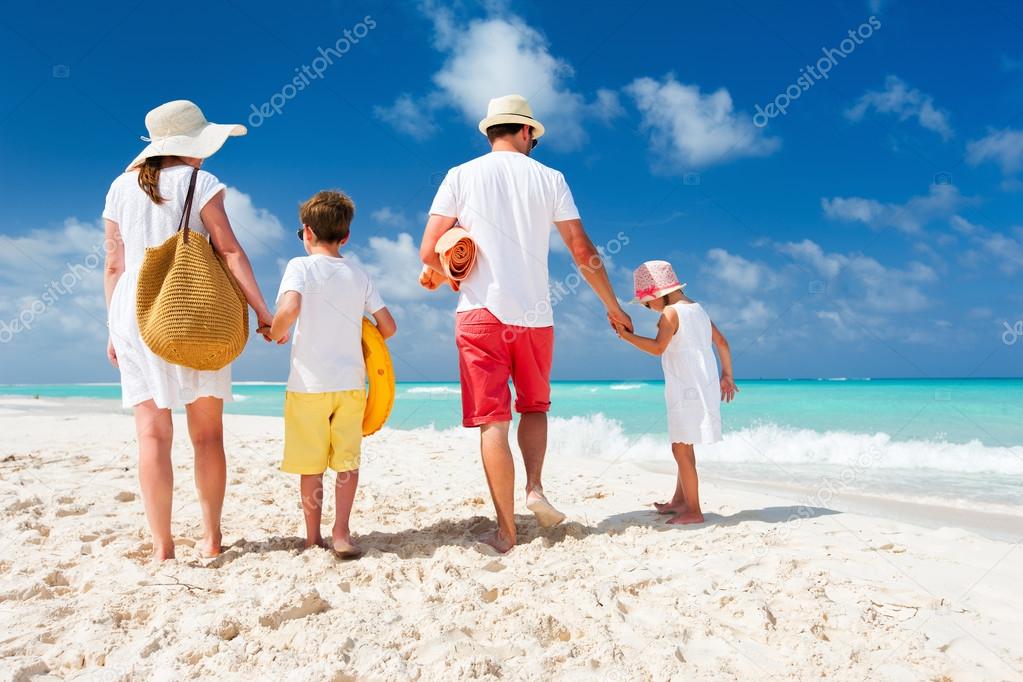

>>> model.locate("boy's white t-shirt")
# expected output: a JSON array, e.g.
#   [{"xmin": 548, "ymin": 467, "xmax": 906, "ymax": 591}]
[
  {"xmin": 276, "ymin": 255, "xmax": 385, "ymax": 393},
  {"xmin": 428, "ymin": 151, "xmax": 580, "ymax": 328}
]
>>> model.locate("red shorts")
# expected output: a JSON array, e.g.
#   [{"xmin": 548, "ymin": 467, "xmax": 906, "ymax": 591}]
[{"xmin": 455, "ymin": 308, "xmax": 554, "ymax": 427}]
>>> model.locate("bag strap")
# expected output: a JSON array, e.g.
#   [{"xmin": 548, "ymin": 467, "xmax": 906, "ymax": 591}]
[{"xmin": 177, "ymin": 167, "xmax": 200, "ymax": 244}]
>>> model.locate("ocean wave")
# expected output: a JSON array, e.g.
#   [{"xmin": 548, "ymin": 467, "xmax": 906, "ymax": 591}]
[
  {"xmin": 609, "ymin": 383, "xmax": 645, "ymax": 391},
  {"xmin": 405, "ymin": 386, "xmax": 461, "ymax": 395},
  {"xmin": 421, "ymin": 412, "xmax": 1023, "ymax": 477},
  {"xmin": 231, "ymin": 394, "xmax": 249, "ymax": 402}
]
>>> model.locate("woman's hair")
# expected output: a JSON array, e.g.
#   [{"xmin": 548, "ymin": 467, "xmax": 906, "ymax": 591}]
[{"xmin": 135, "ymin": 157, "xmax": 167, "ymax": 205}]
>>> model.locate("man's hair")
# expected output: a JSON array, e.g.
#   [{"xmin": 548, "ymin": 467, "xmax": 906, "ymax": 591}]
[
  {"xmin": 486, "ymin": 122, "xmax": 527, "ymax": 144},
  {"xmin": 299, "ymin": 190, "xmax": 355, "ymax": 243}
]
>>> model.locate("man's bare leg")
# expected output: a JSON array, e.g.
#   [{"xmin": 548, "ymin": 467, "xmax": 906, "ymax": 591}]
[
  {"xmin": 479, "ymin": 421, "xmax": 516, "ymax": 552},
  {"xmin": 519, "ymin": 412, "xmax": 565, "ymax": 527}
]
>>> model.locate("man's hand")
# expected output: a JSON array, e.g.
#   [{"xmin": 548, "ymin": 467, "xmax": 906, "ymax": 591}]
[
  {"xmin": 720, "ymin": 374, "xmax": 738, "ymax": 403},
  {"xmin": 607, "ymin": 306, "xmax": 633, "ymax": 333}
]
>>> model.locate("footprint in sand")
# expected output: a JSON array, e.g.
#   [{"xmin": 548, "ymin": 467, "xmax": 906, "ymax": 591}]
[{"xmin": 114, "ymin": 490, "xmax": 136, "ymax": 502}]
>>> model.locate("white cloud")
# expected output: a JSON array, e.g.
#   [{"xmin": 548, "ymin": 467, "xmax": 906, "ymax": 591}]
[
  {"xmin": 223, "ymin": 187, "xmax": 285, "ymax": 257},
  {"xmin": 371, "ymin": 207, "xmax": 409, "ymax": 228},
  {"xmin": 589, "ymin": 88, "xmax": 625, "ymax": 124},
  {"xmin": 702, "ymin": 248, "xmax": 780, "ymax": 293},
  {"xmin": 950, "ymin": 216, "xmax": 1023, "ymax": 276},
  {"xmin": 625, "ymin": 74, "xmax": 780, "ymax": 170},
  {"xmin": 377, "ymin": 7, "xmax": 612, "ymax": 151},
  {"xmin": 348, "ymin": 232, "xmax": 429, "ymax": 302},
  {"xmin": 846, "ymin": 76, "xmax": 953, "ymax": 140},
  {"xmin": 374, "ymin": 94, "xmax": 439, "ymax": 141},
  {"xmin": 777, "ymin": 239, "xmax": 936, "ymax": 313},
  {"xmin": 966, "ymin": 128, "xmax": 1023, "ymax": 174},
  {"xmin": 821, "ymin": 184, "xmax": 967, "ymax": 234}
]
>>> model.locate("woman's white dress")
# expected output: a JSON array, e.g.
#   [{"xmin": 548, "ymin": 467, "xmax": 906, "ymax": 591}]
[
  {"xmin": 661, "ymin": 301, "xmax": 722, "ymax": 444},
  {"xmin": 103, "ymin": 165, "xmax": 234, "ymax": 409}
]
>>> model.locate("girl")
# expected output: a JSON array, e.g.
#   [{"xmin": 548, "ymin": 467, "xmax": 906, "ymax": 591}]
[
  {"xmin": 103, "ymin": 100, "xmax": 276, "ymax": 560},
  {"xmin": 613, "ymin": 260, "xmax": 737, "ymax": 524}
]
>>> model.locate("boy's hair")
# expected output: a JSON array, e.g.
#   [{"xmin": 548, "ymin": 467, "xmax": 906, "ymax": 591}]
[
  {"xmin": 299, "ymin": 190, "xmax": 355, "ymax": 243},
  {"xmin": 486, "ymin": 122, "xmax": 526, "ymax": 143}
]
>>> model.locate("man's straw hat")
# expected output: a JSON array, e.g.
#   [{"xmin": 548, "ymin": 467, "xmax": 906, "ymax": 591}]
[{"xmin": 477, "ymin": 94, "xmax": 545, "ymax": 140}]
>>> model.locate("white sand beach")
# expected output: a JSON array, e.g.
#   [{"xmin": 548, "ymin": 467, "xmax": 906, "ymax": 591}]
[{"xmin": 1, "ymin": 404, "xmax": 1021, "ymax": 681}]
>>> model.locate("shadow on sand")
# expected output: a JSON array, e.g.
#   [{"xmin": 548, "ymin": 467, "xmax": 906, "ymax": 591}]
[
  {"xmin": 594, "ymin": 505, "xmax": 840, "ymax": 534},
  {"xmin": 198, "ymin": 505, "xmax": 839, "ymax": 567}
]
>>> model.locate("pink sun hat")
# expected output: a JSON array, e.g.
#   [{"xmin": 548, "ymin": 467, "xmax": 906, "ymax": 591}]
[{"xmin": 631, "ymin": 260, "xmax": 686, "ymax": 304}]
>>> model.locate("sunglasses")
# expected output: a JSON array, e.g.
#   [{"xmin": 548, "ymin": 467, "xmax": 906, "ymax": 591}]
[{"xmin": 296, "ymin": 226, "xmax": 306, "ymax": 241}]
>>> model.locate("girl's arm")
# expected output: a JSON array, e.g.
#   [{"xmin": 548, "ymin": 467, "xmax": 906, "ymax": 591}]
[
  {"xmin": 200, "ymin": 190, "xmax": 274, "ymax": 336},
  {"xmin": 711, "ymin": 322, "xmax": 738, "ymax": 402},
  {"xmin": 103, "ymin": 219, "xmax": 124, "ymax": 367},
  {"xmin": 617, "ymin": 307, "xmax": 679, "ymax": 356}
]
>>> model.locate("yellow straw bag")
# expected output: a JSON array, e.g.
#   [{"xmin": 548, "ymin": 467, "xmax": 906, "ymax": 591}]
[{"xmin": 135, "ymin": 168, "xmax": 249, "ymax": 371}]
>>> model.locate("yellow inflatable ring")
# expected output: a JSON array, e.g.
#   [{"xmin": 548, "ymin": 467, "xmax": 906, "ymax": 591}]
[{"xmin": 361, "ymin": 317, "xmax": 395, "ymax": 436}]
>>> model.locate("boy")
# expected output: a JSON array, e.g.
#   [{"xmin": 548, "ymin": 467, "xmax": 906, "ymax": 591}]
[{"xmin": 269, "ymin": 190, "xmax": 396, "ymax": 557}]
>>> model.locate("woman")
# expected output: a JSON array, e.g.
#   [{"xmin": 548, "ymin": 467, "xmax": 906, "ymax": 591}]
[{"xmin": 103, "ymin": 100, "xmax": 275, "ymax": 560}]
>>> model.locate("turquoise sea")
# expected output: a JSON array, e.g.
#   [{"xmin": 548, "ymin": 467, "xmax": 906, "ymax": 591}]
[{"xmin": 4, "ymin": 379, "xmax": 1022, "ymax": 508}]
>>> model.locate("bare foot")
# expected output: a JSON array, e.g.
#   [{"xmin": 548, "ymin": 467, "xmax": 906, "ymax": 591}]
[
  {"xmin": 199, "ymin": 532, "xmax": 223, "ymax": 558},
  {"xmin": 151, "ymin": 543, "xmax": 176, "ymax": 561},
  {"xmin": 304, "ymin": 536, "xmax": 331, "ymax": 550},
  {"xmin": 666, "ymin": 510, "xmax": 705, "ymax": 525},
  {"xmin": 332, "ymin": 533, "xmax": 364, "ymax": 559},
  {"xmin": 477, "ymin": 530, "xmax": 515, "ymax": 554},
  {"xmin": 654, "ymin": 501, "xmax": 684, "ymax": 515},
  {"xmin": 526, "ymin": 490, "xmax": 566, "ymax": 528}
]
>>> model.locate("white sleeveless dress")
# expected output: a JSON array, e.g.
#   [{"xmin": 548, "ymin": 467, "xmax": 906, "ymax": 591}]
[
  {"xmin": 661, "ymin": 302, "xmax": 722, "ymax": 444},
  {"xmin": 103, "ymin": 165, "xmax": 234, "ymax": 409}
]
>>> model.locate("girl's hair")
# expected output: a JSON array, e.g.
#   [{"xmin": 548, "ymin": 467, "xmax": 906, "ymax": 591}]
[{"xmin": 134, "ymin": 156, "xmax": 167, "ymax": 205}]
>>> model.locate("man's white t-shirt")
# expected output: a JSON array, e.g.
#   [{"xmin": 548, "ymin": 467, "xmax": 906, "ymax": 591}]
[
  {"xmin": 428, "ymin": 151, "xmax": 580, "ymax": 328},
  {"xmin": 276, "ymin": 255, "xmax": 385, "ymax": 393}
]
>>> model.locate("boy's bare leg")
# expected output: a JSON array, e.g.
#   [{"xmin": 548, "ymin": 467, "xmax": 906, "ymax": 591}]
[
  {"xmin": 519, "ymin": 412, "xmax": 565, "ymax": 528},
  {"xmin": 186, "ymin": 397, "xmax": 226, "ymax": 557},
  {"xmin": 135, "ymin": 400, "xmax": 175, "ymax": 560},
  {"xmin": 654, "ymin": 474, "xmax": 686, "ymax": 514},
  {"xmin": 332, "ymin": 469, "xmax": 362, "ymax": 557},
  {"xmin": 479, "ymin": 421, "xmax": 516, "ymax": 552},
  {"xmin": 300, "ymin": 474, "xmax": 326, "ymax": 548},
  {"xmin": 668, "ymin": 442, "xmax": 705, "ymax": 524}
]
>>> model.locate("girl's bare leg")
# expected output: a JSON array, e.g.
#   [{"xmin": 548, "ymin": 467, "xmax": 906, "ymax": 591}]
[
  {"xmin": 332, "ymin": 469, "xmax": 362, "ymax": 557},
  {"xmin": 654, "ymin": 474, "xmax": 686, "ymax": 514},
  {"xmin": 185, "ymin": 397, "xmax": 226, "ymax": 557},
  {"xmin": 668, "ymin": 442, "xmax": 704, "ymax": 524},
  {"xmin": 300, "ymin": 474, "xmax": 325, "ymax": 548},
  {"xmin": 135, "ymin": 400, "xmax": 175, "ymax": 560}
]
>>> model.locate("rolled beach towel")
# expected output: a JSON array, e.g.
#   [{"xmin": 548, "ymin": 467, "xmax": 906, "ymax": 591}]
[{"xmin": 419, "ymin": 226, "xmax": 477, "ymax": 292}]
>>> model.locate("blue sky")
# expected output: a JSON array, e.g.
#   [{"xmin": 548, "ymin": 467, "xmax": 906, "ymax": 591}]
[{"xmin": 1, "ymin": 0, "xmax": 1021, "ymax": 383}]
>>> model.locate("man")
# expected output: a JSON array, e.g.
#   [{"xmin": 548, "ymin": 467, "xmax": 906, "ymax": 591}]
[{"xmin": 420, "ymin": 94, "xmax": 633, "ymax": 553}]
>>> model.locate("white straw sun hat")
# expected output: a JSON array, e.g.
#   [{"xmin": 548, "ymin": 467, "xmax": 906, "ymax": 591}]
[
  {"xmin": 126, "ymin": 100, "xmax": 246, "ymax": 171},
  {"xmin": 477, "ymin": 94, "xmax": 546, "ymax": 140}
]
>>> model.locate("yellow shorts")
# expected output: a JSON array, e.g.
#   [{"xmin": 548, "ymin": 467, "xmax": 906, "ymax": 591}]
[{"xmin": 282, "ymin": 390, "xmax": 366, "ymax": 475}]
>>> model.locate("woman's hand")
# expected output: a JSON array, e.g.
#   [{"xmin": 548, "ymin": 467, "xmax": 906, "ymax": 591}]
[
  {"xmin": 106, "ymin": 337, "xmax": 118, "ymax": 368},
  {"xmin": 720, "ymin": 374, "xmax": 738, "ymax": 403}
]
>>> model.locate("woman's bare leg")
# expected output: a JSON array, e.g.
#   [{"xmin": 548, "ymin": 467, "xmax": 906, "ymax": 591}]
[
  {"xmin": 134, "ymin": 400, "xmax": 175, "ymax": 560},
  {"xmin": 185, "ymin": 397, "xmax": 226, "ymax": 557}
]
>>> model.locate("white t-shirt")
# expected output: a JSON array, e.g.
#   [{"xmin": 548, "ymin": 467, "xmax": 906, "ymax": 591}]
[
  {"xmin": 429, "ymin": 151, "xmax": 580, "ymax": 327},
  {"xmin": 276, "ymin": 255, "xmax": 385, "ymax": 393}
]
